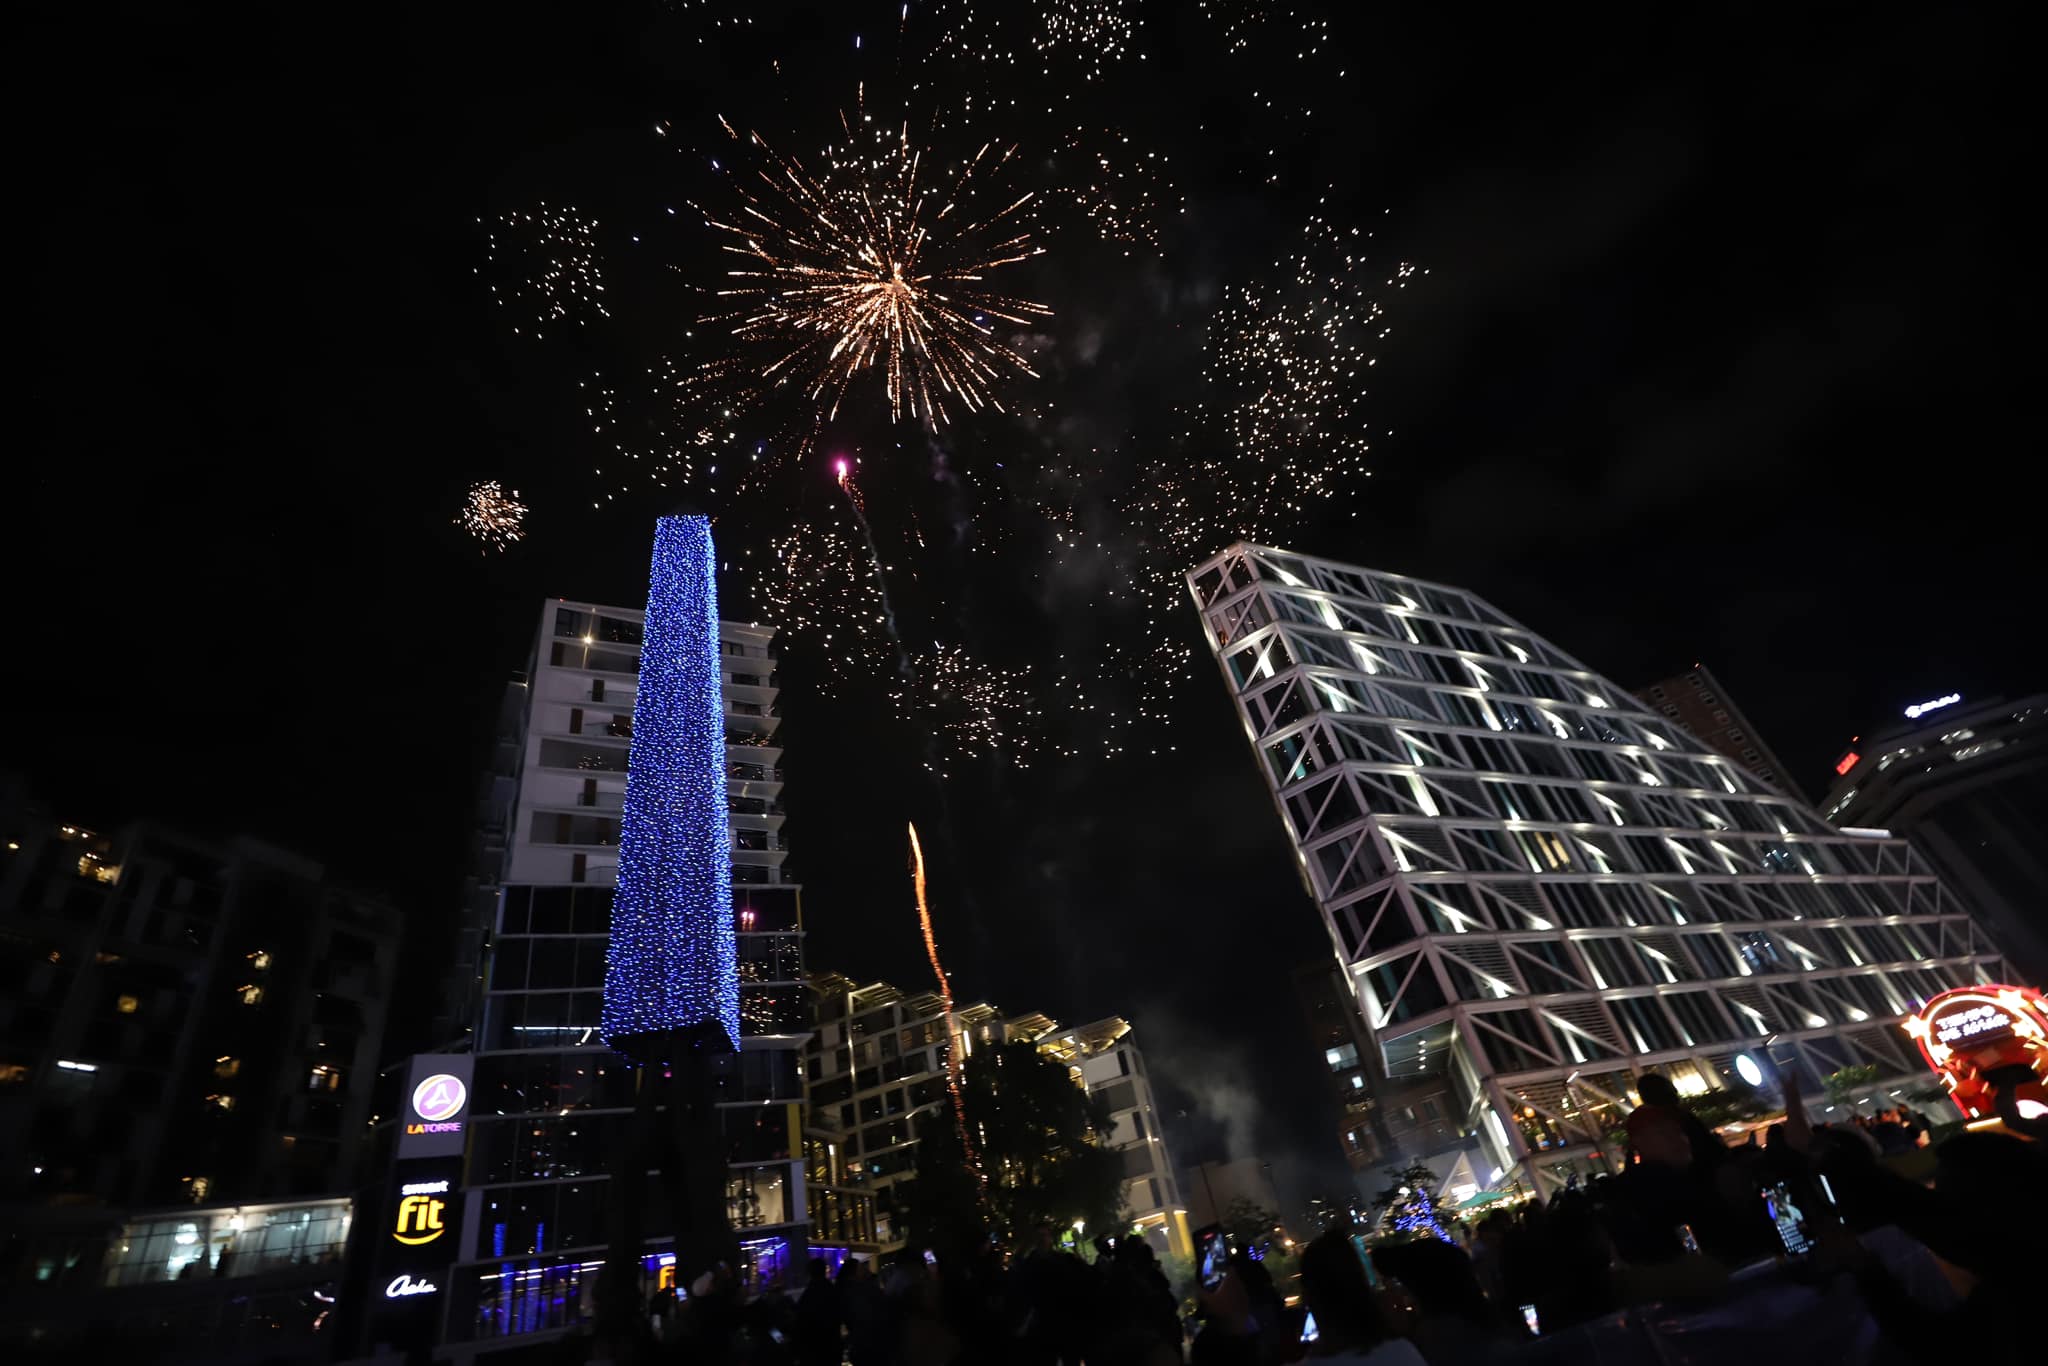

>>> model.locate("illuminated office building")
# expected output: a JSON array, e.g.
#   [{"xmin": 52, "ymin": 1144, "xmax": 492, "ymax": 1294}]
[
  {"xmin": 1822, "ymin": 691, "xmax": 2047, "ymax": 981},
  {"xmin": 431, "ymin": 564, "xmax": 807, "ymax": 1357},
  {"xmin": 1189, "ymin": 543, "xmax": 2007, "ymax": 1192}
]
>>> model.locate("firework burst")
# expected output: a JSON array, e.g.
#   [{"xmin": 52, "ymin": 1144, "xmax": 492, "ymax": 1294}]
[
  {"xmin": 456, "ymin": 480, "xmax": 528, "ymax": 551},
  {"xmin": 752, "ymin": 517, "xmax": 892, "ymax": 687},
  {"xmin": 696, "ymin": 103, "xmax": 1053, "ymax": 440},
  {"xmin": 894, "ymin": 644, "xmax": 1042, "ymax": 776},
  {"xmin": 1048, "ymin": 128, "xmax": 1181, "ymax": 253},
  {"xmin": 480, "ymin": 204, "xmax": 609, "ymax": 336}
]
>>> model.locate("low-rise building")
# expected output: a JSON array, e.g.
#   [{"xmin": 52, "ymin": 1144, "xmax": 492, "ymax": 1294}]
[{"xmin": 805, "ymin": 976, "xmax": 1189, "ymax": 1258}]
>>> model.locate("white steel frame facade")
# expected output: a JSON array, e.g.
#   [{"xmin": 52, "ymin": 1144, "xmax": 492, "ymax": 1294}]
[{"xmin": 1188, "ymin": 543, "xmax": 2006, "ymax": 1191}]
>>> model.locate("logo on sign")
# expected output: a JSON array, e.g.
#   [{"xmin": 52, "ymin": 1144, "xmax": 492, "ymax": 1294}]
[
  {"xmin": 386, "ymin": 1273, "xmax": 439, "ymax": 1298},
  {"xmin": 1903, "ymin": 693, "xmax": 1961, "ymax": 720},
  {"xmin": 393, "ymin": 1181, "xmax": 449, "ymax": 1246},
  {"xmin": 412, "ymin": 1074, "xmax": 467, "ymax": 1123}
]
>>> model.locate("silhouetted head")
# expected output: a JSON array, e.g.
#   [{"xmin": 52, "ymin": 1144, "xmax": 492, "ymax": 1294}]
[
  {"xmin": 1636, "ymin": 1073, "xmax": 1680, "ymax": 1107},
  {"xmin": 1299, "ymin": 1230, "xmax": 1396, "ymax": 1352}
]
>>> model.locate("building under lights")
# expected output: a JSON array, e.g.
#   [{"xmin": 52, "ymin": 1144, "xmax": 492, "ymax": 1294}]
[
  {"xmin": 1821, "ymin": 691, "xmax": 2048, "ymax": 982},
  {"xmin": 805, "ymin": 976, "xmax": 1189, "ymax": 1259},
  {"xmin": 1188, "ymin": 543, "xmax": 2008, "ymax": 1193},
  {"xmin": 429, "ymin": 597, "xmax": 810, "ymax": 1357},
  {"xmin": 1632, "ymin": 665, "xmax": 1804, "ymax": 802}
]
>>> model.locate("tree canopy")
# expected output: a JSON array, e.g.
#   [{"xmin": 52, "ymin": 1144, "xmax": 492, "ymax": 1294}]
[{"xmin": 906, "ymin": 1038, "xmax": 1126, "ymax": 1253}]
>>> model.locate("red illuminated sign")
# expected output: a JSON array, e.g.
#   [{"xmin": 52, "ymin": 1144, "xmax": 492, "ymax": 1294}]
[
  {"xmin": 1903, "ymin": 984, "xmax": 2048, "ymax": 1121},
  {"xmin": 1835, "ymin": 751, "xmax": 1860, "ymax": 775}
]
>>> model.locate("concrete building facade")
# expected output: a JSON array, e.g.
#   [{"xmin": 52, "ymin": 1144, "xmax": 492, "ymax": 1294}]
[
  {"xmin": 806, "ymin": 977, "xmax": 1189, "ymax": 1259},
  {"xmin": 430, "ymin": 598, "xmax": 810, "ymax": 1358}
]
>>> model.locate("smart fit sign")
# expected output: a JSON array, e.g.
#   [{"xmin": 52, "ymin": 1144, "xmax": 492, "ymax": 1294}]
[
  {"xmin": 392, "ymin": 1178, "xmax": 451, "ymax": 1246},
  {"xmin": 397, "ymin": 1053, "xmax": 473, "ymax": 1160}
]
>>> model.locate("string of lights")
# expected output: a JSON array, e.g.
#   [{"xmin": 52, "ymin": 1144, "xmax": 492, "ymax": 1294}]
[{"xmin": 601, "ymin": 515, "xmax": 741, "ymax": 1052}]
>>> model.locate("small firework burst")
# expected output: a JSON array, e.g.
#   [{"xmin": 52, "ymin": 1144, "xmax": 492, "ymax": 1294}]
[{"xmin": 456, "ymin": 480, "xmax": 528, "ymax": 551}]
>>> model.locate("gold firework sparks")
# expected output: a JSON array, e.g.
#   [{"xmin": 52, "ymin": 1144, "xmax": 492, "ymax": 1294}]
[
  {"xmin": 455, "ymin": 480, "xmax": 527, "ymax": 552},
  {"xmin": 480, "ymin": 203, "xmax": 609, "ymax": 336},
  {"xmin": 698, "ymin": 101, "xmax": 1052, "ymax": 432},
  {"xmin": 909, "ymin": 821, "xmax": 985, "ymax": 1196},
  {"xmin": 893, "ymin": 645, "xmax": 1042, "ymax": 776}
]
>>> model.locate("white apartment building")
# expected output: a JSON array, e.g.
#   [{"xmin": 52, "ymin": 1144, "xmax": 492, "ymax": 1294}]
[
  {"xmin": 806, "ymin": 979, "xmax": 1188, "ymax": 1258},
  {"xmin": 441, "ymin": 596, "xmax": 808, "ymax": 1357},
  {"xmin": 1026, "ymin": 1015, "xmax": 1191, "ymax": 1260}
]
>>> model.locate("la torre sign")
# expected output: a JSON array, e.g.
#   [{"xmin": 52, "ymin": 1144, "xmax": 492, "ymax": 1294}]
[{"xmin": 385, "ymin": 1274, "xmax": 439, "ymax": 1299}]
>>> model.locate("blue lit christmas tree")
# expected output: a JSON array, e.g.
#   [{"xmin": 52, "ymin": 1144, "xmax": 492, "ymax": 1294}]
[
  {"xmin": 1374, "ymin": 1162, "xmax": 1454, "ymax": 1243},
  {"xmin": 600, "ymin": 514, "xmax": 740, "ymax": 1053}
]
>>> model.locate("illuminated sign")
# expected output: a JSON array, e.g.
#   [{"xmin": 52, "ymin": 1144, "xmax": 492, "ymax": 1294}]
[
  {"xmin": 407, "ymin": 1074, "xmax": 467, "ymax": 1139},
  {"xmin": 1904, "ymin": 693, "xmax": 1962, "ymax": 719},
  {"xmin": 1932, "ymin": 1003, "xmax": 2015, "ymax": 1048},
  {"xmin": 398, "ymin": 1054, "xmax": 473, "ymax": 1159},
  {"xmin": 385, "ymin": 1274, "xmax": 439, "ymax": 1298},
  {"xmin": 393, "ymin": 1181, "xmax": 449, "ymax": 1246},
  {"xmin": 1834, "ymin": 751, "xmax": 1860, "ymax": 776},
  {"xmin": 1903, "ymin": 984, "xmax": 2048, "ymax": 1121}
]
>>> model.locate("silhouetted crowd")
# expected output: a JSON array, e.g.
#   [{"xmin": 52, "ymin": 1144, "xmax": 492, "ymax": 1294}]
[{"xmin": 580, "ymin": 1068, "xmax": 2044, "ymax": 1366}]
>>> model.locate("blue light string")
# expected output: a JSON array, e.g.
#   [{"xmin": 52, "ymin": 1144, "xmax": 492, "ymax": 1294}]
[
  {"xmin": 1392, "ymin": 1186, "xmax": 1453, "ymax": 1243},
  {"xmin": 601, "ymin": 515, "xmax": 740, "ymax": 1051}
]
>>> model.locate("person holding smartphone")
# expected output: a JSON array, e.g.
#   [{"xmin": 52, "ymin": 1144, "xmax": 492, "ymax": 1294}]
[{"xmin": 1295, "ymin": 1230, "xmax": 1426, "ymax": 1366}]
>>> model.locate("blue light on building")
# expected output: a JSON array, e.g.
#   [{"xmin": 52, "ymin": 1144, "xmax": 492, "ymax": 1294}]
[{"xmin": 601, "ymin": 515, "xmax": 740, "ymax": 1051}]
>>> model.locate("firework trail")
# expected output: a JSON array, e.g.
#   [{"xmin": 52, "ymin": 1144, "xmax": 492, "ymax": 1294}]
[
  {"xmin": 835, "ymin": 459, "xmax": 912, "ymax": 679},
  {"xmin": 910, "ymin": 820, "xmax": 985, "ymax": 1196}
]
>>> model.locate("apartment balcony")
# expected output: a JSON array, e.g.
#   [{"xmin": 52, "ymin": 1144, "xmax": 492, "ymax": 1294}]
[
  {"xmin": 732, "ymin": 864, "xmax": 800, "ymax": 887},
  {"xmin": 738, "ymin": 932, "xmax": 806, "ymax": 986}
]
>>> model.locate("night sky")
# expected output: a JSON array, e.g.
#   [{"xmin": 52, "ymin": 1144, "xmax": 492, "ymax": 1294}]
[{"xmin": 11, "ymin": 3, "xmax": 2035, "ymax": 1203}]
